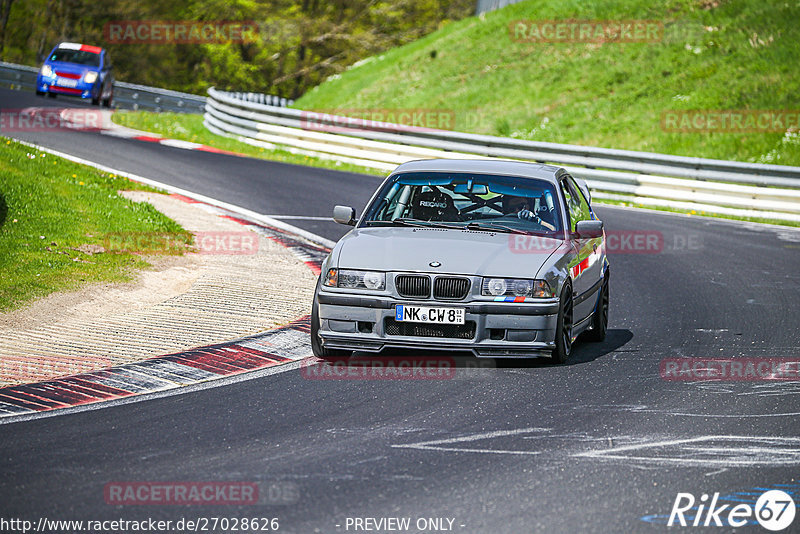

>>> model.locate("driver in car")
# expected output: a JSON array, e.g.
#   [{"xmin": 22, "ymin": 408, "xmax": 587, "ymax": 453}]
[{"xmin": 502, "ymin": 195, "xmax": 556, "ymax": 231}]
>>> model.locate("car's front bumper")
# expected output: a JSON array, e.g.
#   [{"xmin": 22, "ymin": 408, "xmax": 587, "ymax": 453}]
[
  {"xmin": 317, "ymin": 292, "xmax": 559, "ymax": 358},
  {"xmin": 37, "ymin": 75, "xmax": 97, "ymax": 99}
]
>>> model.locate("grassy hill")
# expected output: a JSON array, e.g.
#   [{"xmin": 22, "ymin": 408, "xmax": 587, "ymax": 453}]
[{"xmin": 295, "ymin": 0, "xmax": 800, "ymax": 166}]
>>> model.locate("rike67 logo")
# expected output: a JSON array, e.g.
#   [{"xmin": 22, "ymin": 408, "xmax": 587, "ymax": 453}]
[{"xmin": 669, "ymin": 490, "xmax": 795, "ymax": 530}]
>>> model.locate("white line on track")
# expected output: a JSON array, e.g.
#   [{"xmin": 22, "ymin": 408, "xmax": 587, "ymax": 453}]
[
  {"xmin": 392, "ymin": 427, "xmax": 550, "ymax": 455},
  {"xmin": 265, "ymin": 215, "xmax": 333, "ymax": 221}
]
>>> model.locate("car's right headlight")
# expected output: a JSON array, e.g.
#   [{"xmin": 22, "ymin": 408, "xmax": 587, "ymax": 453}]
[
  {"xmin": 83, "ymin": 71, "xmax": 98, "ymax": 84},
  {"xmin": 481, "ymin": 278, "xmax": 552, "ymax": 298},
  {"xmin": 40, "ymin": 65, "xmax": 53, "ymax": 77},
  {"xmin": 323, "ymin": 269, "xmax": 385, "ymax": 290}
]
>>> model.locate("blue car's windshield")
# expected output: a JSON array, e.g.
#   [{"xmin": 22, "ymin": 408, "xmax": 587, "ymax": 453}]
[
  {"xmin": 49, "ymin": 49, "xmax": 101, "ymax": 67},
  {"xmin": 361, "ymin": 172, "xmax": 563, "ymax": 237}
]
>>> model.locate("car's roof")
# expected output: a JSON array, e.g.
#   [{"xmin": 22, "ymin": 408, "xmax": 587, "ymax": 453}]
[
  {"xmin": 54, "ymin": 42, "xmax": 104, "ymax": 53},
  {"xmin": 391, "ymin": 159, "xmax": 565, "ymax": 184}
]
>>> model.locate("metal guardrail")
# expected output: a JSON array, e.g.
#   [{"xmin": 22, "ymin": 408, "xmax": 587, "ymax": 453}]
[
  {"xmin": 0, "ymin": 61, "xmax": 205, "ymax": 113},
  {"xmin": 476, "ymin": 0, "xmax": 525, "ymax": 15},
  {"xmin": 205, "ymin": 87, "xmax": 800, "ymax": 222}
]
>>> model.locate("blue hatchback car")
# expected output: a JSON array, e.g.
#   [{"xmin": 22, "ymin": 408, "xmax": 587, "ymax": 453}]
[{"xmin": 36, "ymin": 42, "xmax": 114, "ymax": 107}]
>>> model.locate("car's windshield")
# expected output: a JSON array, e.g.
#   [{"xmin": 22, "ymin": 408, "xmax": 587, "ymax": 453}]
[
  {"xmin": 49, "ymin": 49, "xmax": 101, "ymax": 67},
  {"xmin": 361, "ymin": 172, "xmax": 563, "ymax": 237}
]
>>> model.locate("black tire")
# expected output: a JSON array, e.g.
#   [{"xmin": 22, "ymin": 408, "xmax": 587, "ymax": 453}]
[
  {"xmin": 91, "ymin": 96, "xmax": 100, "ymax": 106},
  {"xmin": 35, "ymin": 90, "xmax": 44, "ymax": 96},
  {"xmin": 47, "ymin": 92, "xmax": 57, "ymax": 99},
  {"xmin": 102, "ymin": 93, "xmax": 113, "ymax": 108},
  {"xmin": 585, "ymin": 276, "xmax": 609, "ymax": 342},
  {"xmin": 311, "ymin": 290, "xmax": 351, "ymax": 359},
  {"xmin": 550, "ymin": 283, "xmax": 573, "ymax": 364}
]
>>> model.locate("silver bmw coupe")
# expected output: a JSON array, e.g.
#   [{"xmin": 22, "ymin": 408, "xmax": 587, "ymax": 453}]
[{"xmin": 312, "ymin": 159, "xmax": 609, "ymax": 363}]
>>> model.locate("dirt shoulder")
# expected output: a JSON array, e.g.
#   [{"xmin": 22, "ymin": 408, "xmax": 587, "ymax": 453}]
[{"xmin": 0, "ymin": 191, "xmax": 318, "ymax": 387}]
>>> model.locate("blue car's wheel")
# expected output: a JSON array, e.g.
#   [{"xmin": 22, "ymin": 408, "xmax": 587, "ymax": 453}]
[{"xmin": 102, "ymin": 87, "xmax": 113, "ymax": 108}]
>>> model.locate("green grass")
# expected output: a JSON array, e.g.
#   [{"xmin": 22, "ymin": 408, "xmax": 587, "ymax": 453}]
[
  {"xmin": 111, "ymin": 111, "xmax": 385, "ymax": 177},
  {"xmin": 0, "ymin": 139, "xmax": 191, "ymax": 312},
  {"xmin": 295, "ymin": 0, "xmax": 800, "ymax": 166}
]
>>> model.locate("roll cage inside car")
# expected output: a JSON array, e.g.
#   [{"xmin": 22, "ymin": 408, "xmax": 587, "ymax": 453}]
[{"xmin": 360, "ymin": 172, "xmax": 565, "ymax": 236}]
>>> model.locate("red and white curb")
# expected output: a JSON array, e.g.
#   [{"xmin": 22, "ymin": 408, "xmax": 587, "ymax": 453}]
[
  {"xmin": 104, "ymin": 130, "xmax": 246, "ymax": 157},
  {"xmin": 7, "ymin": 107, "xmax": 248, "ymax": 157},
  {"xmin": 0, "ymin": 198, "xmax": 329, "ymax": 419},
  {"xmin": 99, "ymin": 113, "xmax": 247, "ymax": 156}
]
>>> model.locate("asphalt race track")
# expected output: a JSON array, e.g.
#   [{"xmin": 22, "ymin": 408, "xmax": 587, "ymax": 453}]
[{"xmin": 2, "ymin": 88, "xmax": 800, "ymax": 532}]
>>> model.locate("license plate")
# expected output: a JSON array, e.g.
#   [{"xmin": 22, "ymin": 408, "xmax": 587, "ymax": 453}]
[
  {"xmin": 395, "ymin": 305, "xmax": 465, "ymax": 325},
  {"xmin": 56, "ymin": 78, "xmax": 78, "ymax": 88}
]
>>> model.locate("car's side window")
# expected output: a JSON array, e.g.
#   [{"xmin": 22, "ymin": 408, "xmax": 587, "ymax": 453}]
[
  {"xmin": 560, "ymin": 177, "xmax": 583, "ymax": 232},
  {"xmin": 567, "ymin": 176, "xmax": 592, "ymax": 222}
]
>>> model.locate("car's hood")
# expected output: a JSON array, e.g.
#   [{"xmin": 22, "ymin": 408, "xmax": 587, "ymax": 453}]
[
  {"xmin": 47, "ymin": 61, "xmax": 97, "ymax": 75},
  {"xmin": 336, "ymin": 227, "xmax": 565, "ymax": 278}
]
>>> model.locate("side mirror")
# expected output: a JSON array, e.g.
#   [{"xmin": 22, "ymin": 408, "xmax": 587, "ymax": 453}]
[
  {"xmin": 333, "ymin": 205, "xmax": 356, "ymax": 226},
  {"xmin": 575, "ymin": 220, "xmax": 603, "ymax": 238}
]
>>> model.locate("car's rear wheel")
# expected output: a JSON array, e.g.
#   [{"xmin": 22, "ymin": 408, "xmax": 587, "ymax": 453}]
[
  {"xmin": 585, "ymin": 275, "xmax": 609, "ymax": 342},
  {"xmin": 311, "ymin": 290, "xmax": 351, "ymax": 359},
  {"xmin": 102, "ymin": 88, "xmax": 113, "ymax": 108},
  {"xmin": 550, "ymin": 283, "xmax": 573, "ymax": 364},
  {"xmin": 35, "ymin": 90, "xmax": 44, "ymax": 96}
]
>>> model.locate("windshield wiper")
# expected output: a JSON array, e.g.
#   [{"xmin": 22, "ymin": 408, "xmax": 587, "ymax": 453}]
[
  {"xmin": 390, "ymin": 218, "xmax": 434, "ymax": 227},
  {"xmin": 391, "ymin": 218, "xmax": 462, "ymax": 230},
  {"xmin": 464, "ymin": 221, "xmax": 531, "ymax": 234}
]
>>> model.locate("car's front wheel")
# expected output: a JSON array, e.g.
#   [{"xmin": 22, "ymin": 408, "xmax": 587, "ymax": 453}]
[
  {"xmin": 550, "ymin": 283, "xmax": 573, "ymax": 364},
  {"xmin": 311, "ymin": 291, "xmax": 351, "ymax": 359},
  {"xmin": 584, "ymin": 275, "xmax": 609, "ymax": 342}
]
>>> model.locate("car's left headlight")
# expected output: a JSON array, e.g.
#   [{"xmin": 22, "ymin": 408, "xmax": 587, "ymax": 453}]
[
  {"xmin": 324, "ymin": 269, "xmax": 385, "ymax": 290},
  {"xmin": 40, "ymin": 65, "xmax": 53, "ymax": 77},
  {"xmin": 482, "ymin": 278, "xmax": 552, "ymax": 298},
  {"xmin": 84, "ymin": 71, "xmax": 98, "ymax": 83}
]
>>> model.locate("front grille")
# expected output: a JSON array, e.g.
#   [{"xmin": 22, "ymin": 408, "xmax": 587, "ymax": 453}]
[
  {"xmin": 384, "ymin": 318, "xmax": 476, "ymax": 339},
  {"xmin": 55, "ymin": 71, "xmax": 81, "ymax": 79},
  {"xmin": 434, "ymin": 277, "xmax": 470, "ymax": 300},
  {"xmin": 396, "ymin": 275, "xmax": 431, "ymax": 298}
]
